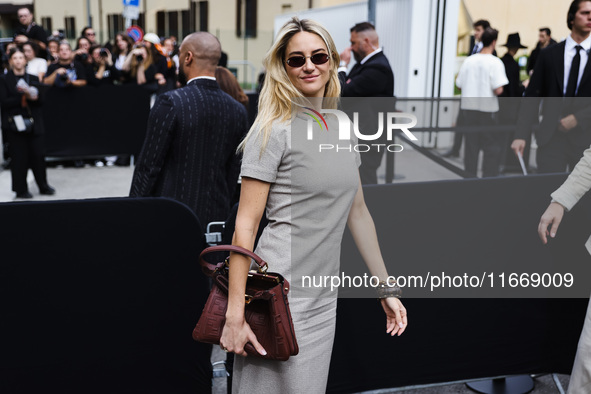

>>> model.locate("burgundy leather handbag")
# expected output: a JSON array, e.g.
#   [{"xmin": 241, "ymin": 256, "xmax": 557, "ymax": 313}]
[{"xmin": 192, "ymin": 245, "xmax": 299, "ymax": 361}]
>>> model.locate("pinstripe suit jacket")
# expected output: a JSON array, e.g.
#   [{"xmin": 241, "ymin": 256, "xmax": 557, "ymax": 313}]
[{"xmin": 130, "ymin": 78, "xmax": 248, "ymax": 226}]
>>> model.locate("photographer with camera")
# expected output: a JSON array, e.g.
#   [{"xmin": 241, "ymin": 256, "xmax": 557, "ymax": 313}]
[
  {"xmin": 1, "ymin": 48, "xmax": 54, "ymax": 198},
  {"xmin": 87, "ymin": 45, "xmax": 119, "ymax": 86},
  {"xmin": 121, "ymin": 43, "xmax": 157, "ymax": 89},
  {"xmin": 73, "ymin": 37, "xmax": 92, "ymax": 65},
  {"xmin": 46, "ymin": 37, "xmax": 60, "ymax": 64},
  {"xmin": 43, "ymin": 41, "xmax": 87, "ymax": 87}
]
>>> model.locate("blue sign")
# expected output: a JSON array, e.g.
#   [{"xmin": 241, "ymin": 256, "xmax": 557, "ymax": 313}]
[{"xmin": 123, "ymin": 0, "xmax": 139, "ymax": 7}]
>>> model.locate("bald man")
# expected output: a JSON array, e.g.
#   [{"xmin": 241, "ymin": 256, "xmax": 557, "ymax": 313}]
[
  {"xmin": 339, "ymin": 22, "xmax": 394, "ymax": 98},
  {"xmin": 130, "ymin": 35, "xmax": 247, "ymax": 388},
  {"xmin": 131, "ymin": 31, "xmax": 248, "ymax": 240},
  {"xmin": 339, "ymin": 22, "xmax": 395, "ymax": 184}
]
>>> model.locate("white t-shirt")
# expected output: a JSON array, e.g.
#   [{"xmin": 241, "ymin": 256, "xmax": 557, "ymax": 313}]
[
  {"xmin": 115, "ymin": 54, "xmax": 127, "ymax": 70},
  {"xmin": 26, "ymin": 57, "xmax": 48, "ymax": 78},
  {"xmin": 456, "ymin": 53, "xmax": 508, "ymax": 112}
]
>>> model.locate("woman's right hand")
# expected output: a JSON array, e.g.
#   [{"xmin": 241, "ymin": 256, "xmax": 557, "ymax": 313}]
[
  {"xmin": 538, "ymin": 201, "xmax": 565, "ymax": 244},
  {"xmin": 132, "ymin": 48, "xmax": 147, "ymax": 58},
  {"xmin": 220, "ymin": 315, "xmax": 267, "ymax": 357}
]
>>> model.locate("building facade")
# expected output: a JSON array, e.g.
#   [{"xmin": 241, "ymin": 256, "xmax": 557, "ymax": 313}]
[
  {"xmin": 0, "ymin": 0, "xmax": 360, "ymax": 89},
  {"xmin": 461, "ymin": 0, "xmax": 571, "ymax": 57}
]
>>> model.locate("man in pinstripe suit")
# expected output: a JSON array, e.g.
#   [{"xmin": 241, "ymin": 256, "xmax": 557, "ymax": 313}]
[
  {"xmin": 131, "ymin": 32, "xmax": 248, "ymax": 228},
  {"xmin": 130, "ymin": 32, "xmax": 247, "ymax": 392}
]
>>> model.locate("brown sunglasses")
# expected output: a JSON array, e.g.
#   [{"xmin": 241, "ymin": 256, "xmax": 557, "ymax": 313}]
[{"xmin": 285, "ymin": 53, "xmax": 329, "ymax": 68}]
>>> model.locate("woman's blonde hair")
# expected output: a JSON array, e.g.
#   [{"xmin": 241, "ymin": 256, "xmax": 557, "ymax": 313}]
[{"xmin": 238, "ymin": 17, "xmax": 340, "ymax": 153}]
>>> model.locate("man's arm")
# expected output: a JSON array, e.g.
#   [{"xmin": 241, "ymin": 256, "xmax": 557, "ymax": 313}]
[
  {"xmin": 130, "ymin": 94, "xmax": 177, "ymax": 197},
  {"xmin": 43, "ymin": 66, "xmax": 63, "ymax": 85},
  {"xmin": 70, "ymin": 62, "xmax": 87, "ymax": 87},
  {"xmin": 512, "ymin": 45, "xmax": 547, "ymax": 155},
  {"xmin": 69, "ymin": 79, "xmax": 87, "ymax": 87},
  {"xmin": 539, "ymin": 147, "xmax": 591, "ymax": 243},
  {"xmin": 569, "ymin": 103, "xmax": 591, "ymax": 132},
  {"xmin": 551, "ymin": 147, "xmax": 591, "ymax": 211}
]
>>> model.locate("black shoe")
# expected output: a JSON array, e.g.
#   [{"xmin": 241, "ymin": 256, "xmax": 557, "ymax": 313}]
[
  {"xmin": 39, "ymin": 185, "xmax": 56, "ymax": 195},
  {"xmin": 115, "ymin": 156, "xmax": 131, "ymax": 166},
  {"xmin": 441, "ymin": 150, "xmax": 460, "ymax": 158},
  {"xmin": 16, "ymin": 191, "xmax": 33, "ymax": 199}
]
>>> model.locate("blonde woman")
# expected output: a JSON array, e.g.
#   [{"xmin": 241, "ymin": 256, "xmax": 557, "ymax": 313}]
[
  {"xmin": 220, "ymin": 17, "xmax": 407, "ymax": 393},
  {"xmin": 121, "ymin": 43, "xmax": 156, "ymax": 86}
]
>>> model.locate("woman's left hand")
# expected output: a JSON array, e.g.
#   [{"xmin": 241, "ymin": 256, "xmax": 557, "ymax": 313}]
[{"xmin": 380, "ymin": 297, "xmax": 407, "ymax": 336}]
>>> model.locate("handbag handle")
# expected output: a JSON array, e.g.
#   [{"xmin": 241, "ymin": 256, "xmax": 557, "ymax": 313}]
[{"xmin": 199, "ymin": 245, "xmax": 268, "ymax": 276}]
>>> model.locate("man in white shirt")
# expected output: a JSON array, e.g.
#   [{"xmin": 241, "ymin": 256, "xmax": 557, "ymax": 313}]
[
  {"xmin": 456, "ymin": 28, "xmax": 508, "ymax": 177},
  {"xmin": 444, "ymin": 19, "xmax": 494, "ymax": 158}
]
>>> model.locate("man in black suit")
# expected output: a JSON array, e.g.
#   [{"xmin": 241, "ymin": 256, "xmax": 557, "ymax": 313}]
[
  {"xmin": 512, "ymin": 0, "xmax": 591, "ymax": 174},
  {"xmin": 130, "ymin": 32, "xmax": 247, "ymax": 392},
  {"xmin": 527, "ymin": 27, "xmax": 558, "ymax": 76},
  {"xmin": 338, "ymin": 22, "xmax": 394, "ymax": 184},
  {"xmin": 131, "ymin": 32, "xmax": 247, "ymax": 228}
]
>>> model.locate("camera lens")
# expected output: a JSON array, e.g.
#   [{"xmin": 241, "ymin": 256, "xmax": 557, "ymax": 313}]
[{"xmin": 135, "ymin": 54, "xmax": 144, "ymax": 62}]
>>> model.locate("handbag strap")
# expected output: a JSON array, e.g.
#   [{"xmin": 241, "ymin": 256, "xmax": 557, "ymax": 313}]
[
  {"xmin": 199, "ymin": 245, "xmax": 268, "ymax": 276},
  {"xmin": 19, "ymin": 74, "xmax": 33, "ymax": 116}
]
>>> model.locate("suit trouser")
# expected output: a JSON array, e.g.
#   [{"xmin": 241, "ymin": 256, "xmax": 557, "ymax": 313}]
[
  {"xmin": 537, "ymin": 130, "xmax": 588, "ymax": 174},
  {"xmin": 7, "ymin": 130, "xmax": 48, "ymax": 193},
  {"xmin": 568, "ymin": 297, "xmax": 591, "ymax": 393},
  {"xmin": 462, "ymin": 110, "xmax": 503, "ymax": 178}
]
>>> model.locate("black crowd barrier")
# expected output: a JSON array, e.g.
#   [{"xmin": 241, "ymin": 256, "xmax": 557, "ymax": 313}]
[
  {"xmin": 1, "ymin": 174, "xmax": 589, "ymax": 393},
  {"xmin": 328, "ymin": 174, "xmax": 591, "ymax": 393},
  {"xmin": 0, "ymin": 198, "xmax": 211, "ymax": 393},
  {"xmin": 41, "ymin": 85, "xmax": 152, "ymax": 158},
  {"xmin": 40, "ymin": 88, "xmax": 257, "ymax": 159}
]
